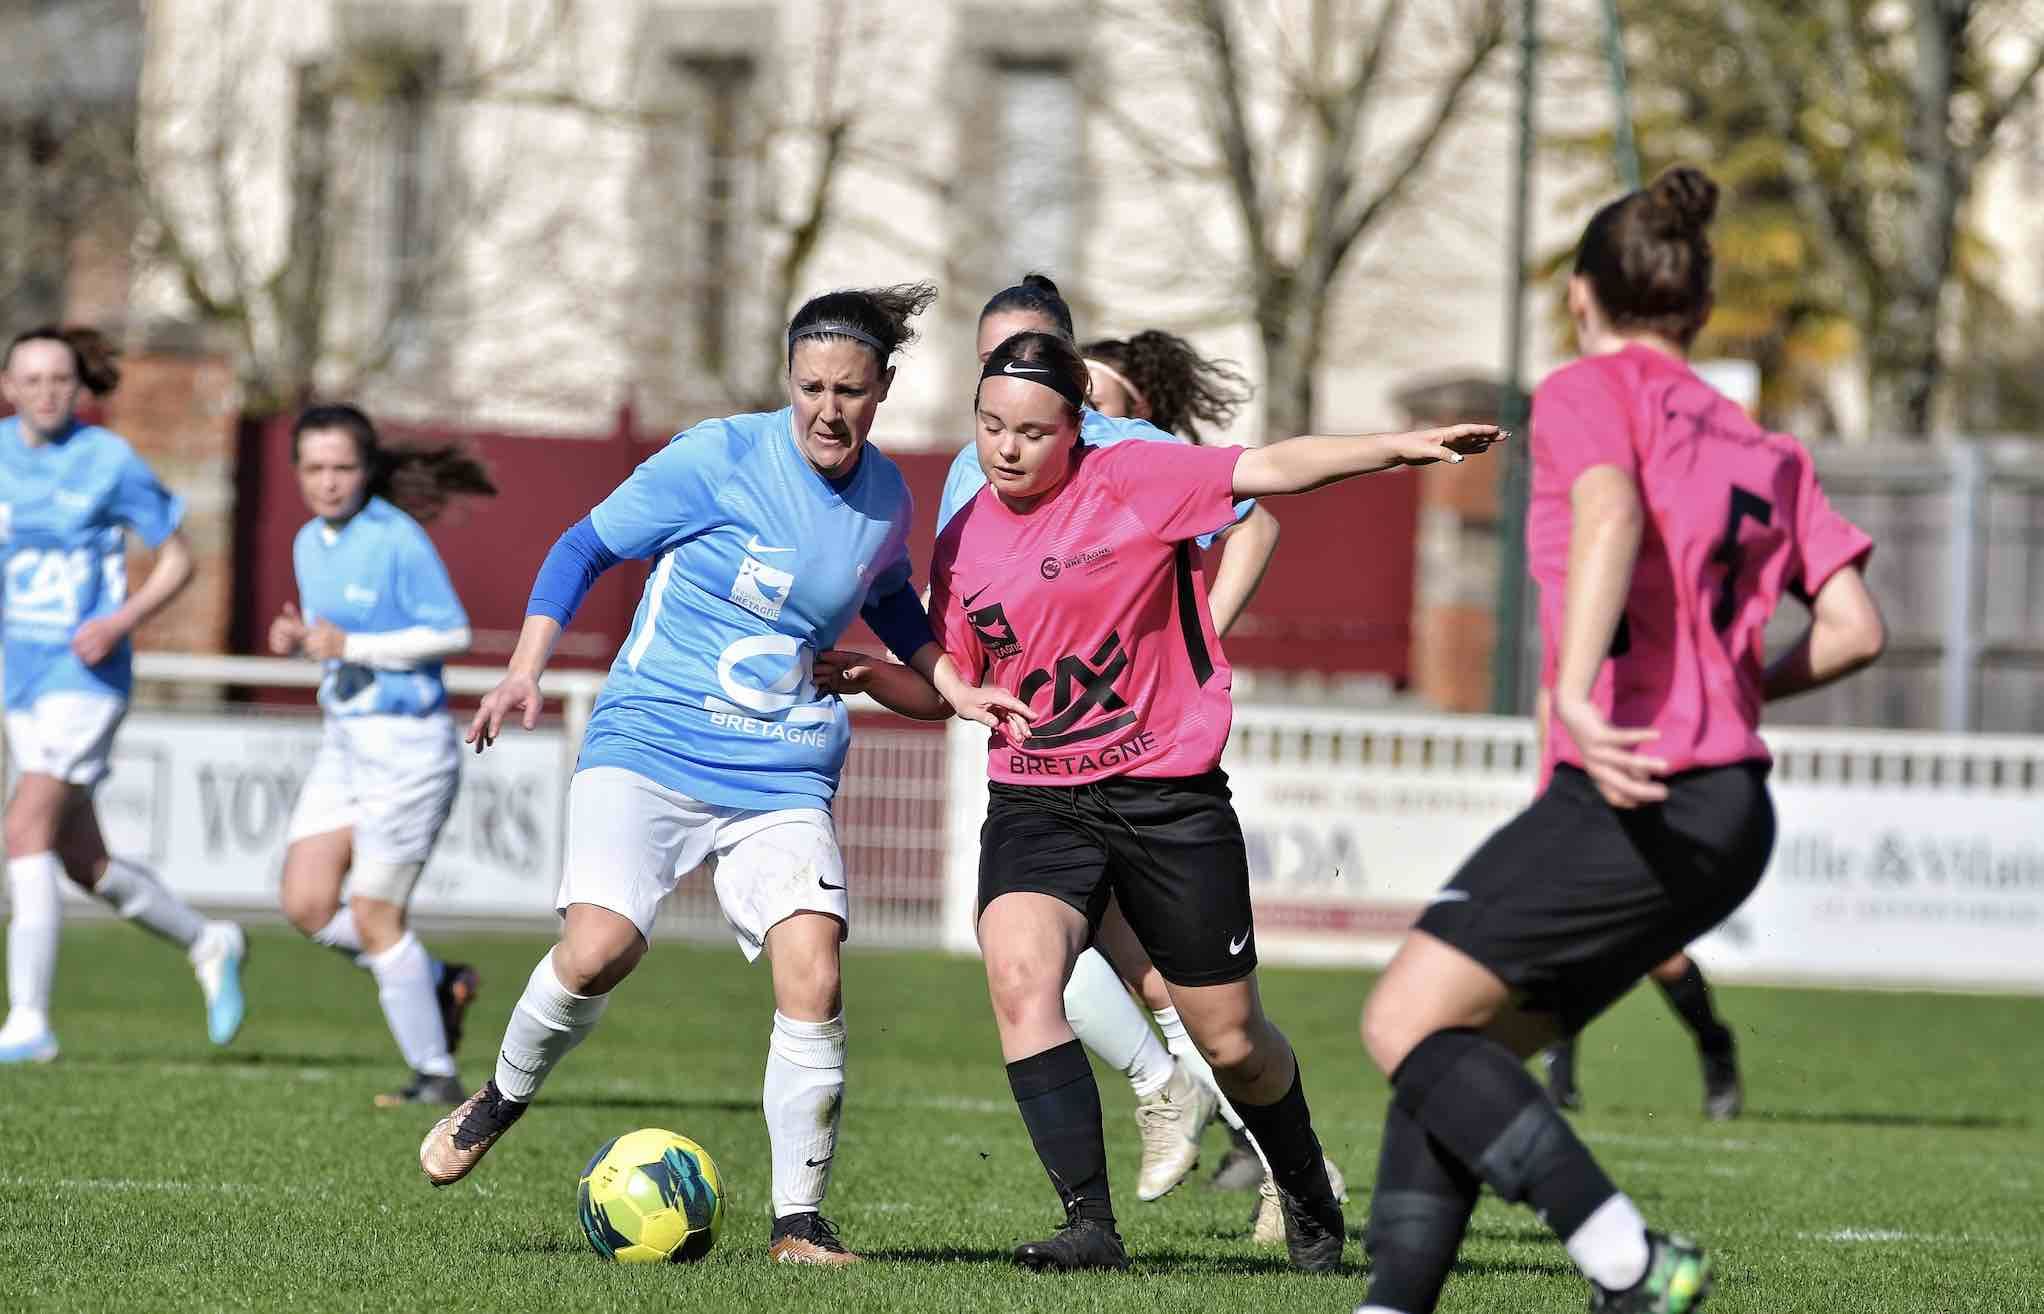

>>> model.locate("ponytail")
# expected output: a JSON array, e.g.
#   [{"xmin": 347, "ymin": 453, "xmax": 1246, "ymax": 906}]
[{"xmin": 291, "ymin": 402, "xmax": 496, "ymax": 524}]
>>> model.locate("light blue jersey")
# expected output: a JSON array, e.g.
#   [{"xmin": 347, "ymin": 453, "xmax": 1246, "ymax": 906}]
[
  {"xmin": 936, "ymin": 409, "xmax": 1255, "ymax": 536},
  {"xmin": 582, "ymin": 408, "xmax": 916, "ymax": 812},
  {"xmin": 293, "ymin": 496, "xmax": 467, "ymax": 718},
  {"xmin": 0, "ymin": 418, "xmax": 184, "ymax": 710}
]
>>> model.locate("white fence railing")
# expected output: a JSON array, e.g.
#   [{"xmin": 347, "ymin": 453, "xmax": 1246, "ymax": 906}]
[{"xmin": 9, "ymin": 655, "xmax": 2040, "ymax": 992}]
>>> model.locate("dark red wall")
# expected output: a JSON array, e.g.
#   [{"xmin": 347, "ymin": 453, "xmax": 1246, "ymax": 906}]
[{"xmin": 234, "ymin": 421, "xmax": 1417, "ymax": 682}]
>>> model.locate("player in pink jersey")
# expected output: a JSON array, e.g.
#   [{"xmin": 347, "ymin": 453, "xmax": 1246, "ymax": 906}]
[
  {"xmin": 844, "ymin": 328, "xmax": 1498, "ymax": 1273},
  {"xmin": 1352, "ymin": 168, "xmax": 1886, "ymax": 1314}
]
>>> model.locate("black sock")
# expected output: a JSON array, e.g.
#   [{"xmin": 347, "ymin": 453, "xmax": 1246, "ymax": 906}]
[
  {"xmin": 1006, "ymin": 1039, "xmax": 1114, "ymax": 1227},
  {"xmin": 1392, "ymin": 1028, "xmax": 1617, "ymax": 1242},
  {"xmin": 1656, "ymin": 961, "xmax": 1732, "ymax": 1054},
  {"xmin": 1363, "ymin": 1101, "xmax": 1480, "ymax": 1312},
  {"xmin": 1546, "ymin": 1037, "xmax": 1578, "ymax": 1086},
  {"xmin": 1230, "ymin": 1064, "xmax": 1334, "ymax": 1204}
]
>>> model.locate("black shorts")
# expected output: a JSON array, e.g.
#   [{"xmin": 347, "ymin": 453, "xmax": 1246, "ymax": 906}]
[
  {"xmin": 1415, "ymin": 762, "xmax": 1775, "ymax": 1035},
  {"xmin": 978, "ymin": 769, "xmax": 1257, "ymax": 987}
]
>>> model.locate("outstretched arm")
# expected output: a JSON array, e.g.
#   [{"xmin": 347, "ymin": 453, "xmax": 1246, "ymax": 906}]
[
  {"xmin": 470, "ymin": 517, "xmax": 621, "ymax": 751},
  {"xmin": 1230, "ymin": 425, "xmax": 1503, "ymax": 498}
]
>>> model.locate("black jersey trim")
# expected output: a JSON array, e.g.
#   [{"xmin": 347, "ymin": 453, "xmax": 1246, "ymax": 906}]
[{"xmin": 1173, "ymin": 541, "xmax": 1215, "ymax": 687}]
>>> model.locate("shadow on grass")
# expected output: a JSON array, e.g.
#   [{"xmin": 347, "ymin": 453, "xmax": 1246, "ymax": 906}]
[
  {"xmin": 1750, "ymin": 1108, "xmax": 2026, "ymax": 1131},
  {"xmin": 860, "ymin": 1246, "xmax": 1320, "ymax": 1275},
  {"xmin": 86, "ymin": 1049, "xmax": 391, "ymax": 1069},
  {"xmin": 539, "ymin": 1095, "xmax": 761, "ymax": 1116}
]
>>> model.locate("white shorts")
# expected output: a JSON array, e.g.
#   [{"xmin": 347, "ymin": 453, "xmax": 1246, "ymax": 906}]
[
  {"xmin": 559, "ymin": 765, "xmax": 846, "ymax": 960},
  {"xmin": 5, "ymin": 692, "xmax": 126, "ymax": 787},
  {"xmin": 286, "ymin": 714, "xmax": 460, "ymax": 882}
]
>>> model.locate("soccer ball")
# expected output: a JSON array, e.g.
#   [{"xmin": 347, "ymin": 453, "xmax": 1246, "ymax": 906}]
[{"xmin": 577, "ymin": 1128, "xmax": 725, "ymax": 1263}]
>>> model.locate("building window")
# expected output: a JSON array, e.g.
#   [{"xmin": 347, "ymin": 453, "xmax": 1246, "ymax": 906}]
[
  {"xmin": 992, "ymin": 57, "xmax": 1079, "ymax": 278},
  {"xmin": 673, "ymin": 53, "xmax": 757, "ymax": 379}
]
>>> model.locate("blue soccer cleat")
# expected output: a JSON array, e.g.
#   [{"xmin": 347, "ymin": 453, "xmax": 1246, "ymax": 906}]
[
  {"xmin": 0, "ymin": 1029, "xmax": 59, "ymax": 1064},
  {"xmin": 193, "ymin": 922, "xmax": 248, "ymax": 1046}
]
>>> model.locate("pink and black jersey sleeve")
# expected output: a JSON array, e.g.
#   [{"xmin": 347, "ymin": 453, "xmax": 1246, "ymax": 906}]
[
  {"xmin": 926, "ymin": 523, "xmax": 988, "ymax": 681},
  {"xmin": 1530, "ymin": 363, "xmax": 1635, "ymax": 490},
  {"xmin": 1788, "ymin": 448, "xmax": 1873, "ymax": 600},
  {"xmin": 1094, "ymin": 441, "xmax": 1245, "ymax": 545}
]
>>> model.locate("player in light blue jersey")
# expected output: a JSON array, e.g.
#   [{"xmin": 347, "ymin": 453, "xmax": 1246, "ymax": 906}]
[
  {"xmin": 418, "ymin": 283, "xmax": 1026, "ymax": 1266},
  {"xmin": 0, "ymin": 325, "xmax": 246, "ymax": 1064},
  {"xmin": 267, "ymin": 404, "xmax": 495, "ymax": 1107},
  {"xmin": 932, "ymin": 277, "xmax": 1304, "ymax": 1210}
]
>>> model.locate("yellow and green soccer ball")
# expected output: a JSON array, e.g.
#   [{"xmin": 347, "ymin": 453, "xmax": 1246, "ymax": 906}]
[{"xmin": 577, "ymin": 1128, "xmax": 724, "ymax": 1263}]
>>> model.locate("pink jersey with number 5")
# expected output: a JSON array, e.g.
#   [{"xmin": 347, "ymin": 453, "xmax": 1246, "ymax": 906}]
[{"xmin": 1530, "ymin": 345, "xmax": 1873, "ymax": 775}]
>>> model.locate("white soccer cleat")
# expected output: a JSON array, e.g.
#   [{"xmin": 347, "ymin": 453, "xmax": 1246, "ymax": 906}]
[
  {"xmin": 0, "ymin": 1028, "xmax": 59, "ymax": 1064},
  {"xmin": 1250, "ymin": 1154, "xmax": 1347, "ymax": 1245},
  {"xmin": 1135, "ymin": 1061, "xmax": 1219, "ymax": 1201}
]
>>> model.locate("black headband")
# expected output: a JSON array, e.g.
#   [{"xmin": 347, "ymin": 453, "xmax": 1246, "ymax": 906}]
[
  {"xmin": 979, "ymin": 352, "xmax": 1085, "ymax": 411},
  {"xmin": 789, "ymin": 321, "xmax": 887, "ymax": 357}
]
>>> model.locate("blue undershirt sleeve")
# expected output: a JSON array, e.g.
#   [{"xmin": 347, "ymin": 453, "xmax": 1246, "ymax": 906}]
[
  {"xmin": 860, "ymin": 583, "xmax": 938, "ymax": 666},
  {"xmin": 527, "ymin": 516, "xmax": 621, "ymax": 627}
]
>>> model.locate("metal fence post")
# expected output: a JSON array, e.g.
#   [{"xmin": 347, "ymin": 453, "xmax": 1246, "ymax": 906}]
[{"xmin": 1941, "ymin": 442, "xmax": 1986, "ymax": 732}]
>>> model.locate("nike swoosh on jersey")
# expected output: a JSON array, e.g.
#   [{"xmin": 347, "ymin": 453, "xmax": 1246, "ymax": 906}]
[
  {"xmin": 962, "ymin": 584, "xmax": 991, "ymax": 607},
  {"xmin": 746, "ymin": 535, "xmax": 795, "ymax": 554},
  {"xmin": 818, "ymin": 877, "xmax": 846, "ymax": 890},
  {"xmin": 1228, "ymin": 930, "xmax": 1251, "ymax": 955}
]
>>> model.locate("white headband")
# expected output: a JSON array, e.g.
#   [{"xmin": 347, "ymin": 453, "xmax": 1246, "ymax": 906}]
[{"xmin": 1083, "ymin": 357, "xmax": 1149, "ymax": 418}]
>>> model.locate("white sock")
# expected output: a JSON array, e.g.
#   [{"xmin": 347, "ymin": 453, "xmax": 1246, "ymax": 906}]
[
  {"xmin": 494, "ymin": 950, "xmax": 608, "ymax": 1102},
  {"xmin": 4, "ymin": 854, "xmax": 63, "ymax": 1039},
  {"xmin": 363, "ymin": 932, "xmax": 456, "ymax": 1078},
  {"xmin": 1154, "ymin": 1005, "xmax": 1246, "ymax": 1131},
  {"xmin": 764, "ymin": 1011, "xmax": 847, "ymax": 1218},
  {"xmin": 310, "ymin": 907, "xmax": 366, "ymax": 964},
  {"xmin": 1566, "ymin": 1193, "xmax": 1652, "ymax": 1290},
  {"xmin": 94, "ymin": 857, "xmax": 205, "ymax": 949},
  {"xmin": 1064, "ymin": 949, "xmax": 1173, "ymax": 1097}
]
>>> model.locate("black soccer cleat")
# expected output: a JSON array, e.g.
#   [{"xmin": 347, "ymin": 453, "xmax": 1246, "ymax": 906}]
[
  {"xmin": 1208, "ymin": 1125, "xmax": 1265, "ymax": 1191},
  {"xmin": 1589, "ymin": 1231, "xmax": 1713, "ymax": 1313},
  {"xmin": 1274, "ymin": 1180, "xmax": 1345, "ymax": 1273},
  {"xmin": 769, "ymin": 1210, "xmax": 861, "ymax": 1265},
  {"xmin": 374, "ymin": 1070, "xmax": 467, "ymax": 1108},
  {"xmin": 436, "ymin": 963, "xmax": 480, "ymax": 1055},
  {"xmin": 1699, "ymin": 1040, "xmax": 1742, "ymax": 1121},
  {"xmin": 1013, "ymin": 1212, "xmax": 1130, "ymax": 1272}
]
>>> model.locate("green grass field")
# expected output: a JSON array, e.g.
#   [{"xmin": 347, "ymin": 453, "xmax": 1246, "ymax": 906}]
[{"xmin": 1, "ymin": 925, "xmax": 2038, "ymax": 1312}]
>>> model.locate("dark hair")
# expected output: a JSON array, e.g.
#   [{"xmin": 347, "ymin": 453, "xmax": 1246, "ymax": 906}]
[
  {"xmin": 1082, "ymin": 330, "xmax": 1252, "ymax": 444},
  {"xmin": 291, "ymin": 402, "xmax": 496, "ymax": 524},
  {"xmin": 786, "ymin": 281, "xmax": 939, "ymax": 367},
  {"xmin": 5, "ymin": 324, "xmax": 121, "ymax": 395},
  {"xmin": 978, "ymin": 330, "xmax": 1091, "ymax": 426},
  {"xmin": 979, "ymin": 273, "xmax": 1075, "ymax": 340},
  {"xmin": 1573, "ymin": 165, "xmax": 1720, "ymax": 347}
]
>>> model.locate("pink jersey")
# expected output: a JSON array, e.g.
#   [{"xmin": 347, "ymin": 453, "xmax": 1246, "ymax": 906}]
[
  {"xmin": 931, "ymin": 440, "xmax": 1245, "ymax": 785},
  {"xmin": 1530, "ymin": 345, "xmax": 1872, "ymax": 776}
]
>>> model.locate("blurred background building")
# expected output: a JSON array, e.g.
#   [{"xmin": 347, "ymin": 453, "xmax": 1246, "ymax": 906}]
[{"xmin": 9, "ymin": 0, "xmax": 2044, "ymax": 727}]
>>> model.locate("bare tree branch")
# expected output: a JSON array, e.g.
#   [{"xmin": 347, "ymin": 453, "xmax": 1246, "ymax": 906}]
[
  {"xmin": 1191, "ymin": 0, "xmax": 1273, "ymax": 269},
  {"xmin": 1969, "ymin": 32, "xmax": 2044, "ymax": 164}
]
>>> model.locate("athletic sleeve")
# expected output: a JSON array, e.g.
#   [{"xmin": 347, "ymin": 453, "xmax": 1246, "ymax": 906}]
[
  {"xmin": 1533, "ymin": 364, "xmax": 1636, "ymax": 488},
  {"xmin": 1097, "ymin": 441, "xmax": 1245, "ymax": 545},
  {"xmin": 527, "ymin": 516, "xmax": 621, "ymax": 626},
  {"xmin": 1790, "ymin": 448, "xmax": 1873, "ymax": 597},
  {"xmin": 392, "ymin": 523, "xmax": 468, "ymax": 631},
  {"xmin": 109, "ymin": 449, "xmax": 185, "ymax": 549},
  {"xmin": 935, "ymin": 443, "xmax": 986, "ymax": 534},
  {"xmin": 858, "ymin": 502, "xmax": 936, "ymax": 662},
  {"xmin": 588, "ymin": 425, "xmax": 723, "ymax": 559},
  {"xmin": 926, "ymin": 532, "xmax": 987, "ymax": 681}
]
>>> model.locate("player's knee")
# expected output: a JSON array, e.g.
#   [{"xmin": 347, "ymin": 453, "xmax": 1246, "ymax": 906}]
[
  {"xmin": 1198, "ymin": 1020, "xmax": 1259, "ymax": 1076},
  {"xmin": 552, "ymin": 935, "xmax": 641, "ymax": 996},
  {"xmin": 985, "ymin": 957, "xmax": 1061, "ymax": 1030},
  {"xmin": 3, "ymin": 795, "xmax": 56, "ymax": 856},
  {"xmin": 1361, "ymin": 988, "xmax": 1422, "ymax": 1077},
  {"xmin": 279, "ymin": 885, "xmax": 336, "ymax": 937}
]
